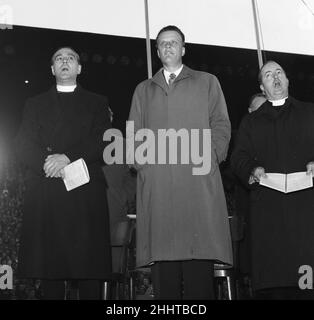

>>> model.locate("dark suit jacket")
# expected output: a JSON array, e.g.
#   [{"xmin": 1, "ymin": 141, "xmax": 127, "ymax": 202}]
[{"xmin": 16, "ymin": 85, "xmax": 112, "ymax": 279}]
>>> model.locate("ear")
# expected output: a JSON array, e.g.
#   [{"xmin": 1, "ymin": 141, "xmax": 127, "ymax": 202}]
[
  {"xmin": 51, "ymin": 65, "xmax": 55, "ymax": 76},
  {"xmin": 182, "ymin": 46, "xmax": 185, "ymax": 57},
  {"xmin": 77, "ymin": 65, "xmax": 82, "ymax": 75},
  {"xmin": 157, "ymin": 49, "xmax": 160, "ymax": 59},
  {"xmin": 260, "ymin": 84, "xmax": 264, "ymax": 92}
]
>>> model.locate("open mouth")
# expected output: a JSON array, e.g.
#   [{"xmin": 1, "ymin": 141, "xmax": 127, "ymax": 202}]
[
  {"xmin": 164, "ymin": 52, "xmax": 174, "ymax": 58},
  {"xmin": 61, "ymin": 66, "xmax": 69, "ymax": 71},
  {"xmin": 274, "ymin": 80, "xmax": 281, "ymax": 88}
]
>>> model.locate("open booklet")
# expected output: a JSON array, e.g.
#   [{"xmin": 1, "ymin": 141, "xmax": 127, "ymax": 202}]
[
  {"xmin": 63, "ymin": 158, "xmax": 90, "ymax": 191},
  {"xmin": 259, "ymin": 172, "xmax": 313, "ymax": 193}
]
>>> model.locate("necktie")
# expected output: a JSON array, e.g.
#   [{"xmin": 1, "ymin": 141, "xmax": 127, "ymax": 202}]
[{"xmin": 169, "ymin": 73, "xmax": 176, "ymax": 86}]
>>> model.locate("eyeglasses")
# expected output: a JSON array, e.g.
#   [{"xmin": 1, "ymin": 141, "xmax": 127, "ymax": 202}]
[
  {"xmin": 157, "ymin": 40, "xmax": 182, "ymax": 49},
  {"xmin": 54, "ymin": 55, "xmax": 77, "ymax": 63}
]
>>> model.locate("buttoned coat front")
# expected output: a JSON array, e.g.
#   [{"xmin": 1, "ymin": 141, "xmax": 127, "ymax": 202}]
[{"xmin": 129, "ymin": 66, "xmax": 233, "ymax": 268}]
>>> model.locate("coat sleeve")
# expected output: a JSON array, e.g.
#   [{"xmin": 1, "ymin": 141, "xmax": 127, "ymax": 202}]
[
  {"xmin": 65, "ymin": 96, "xmax": 112, "ymax": 165},
  {"xmin": 127, "ymin": 83, "xmax": 144, "ymax": 169},
  {"xmin": 230, "ymin": 115, "xmax": 262, "ymax": 188},
  {"xmin": 208, "ymin": 75, "xmax": 231, "ymax": 163},
  {"xmin": 128, "ymin": 84, "xmax": 143, "ymax": 130},
  {"xmin": 15, "ymin": 99, "xmax": 47, "ymax": 176}
]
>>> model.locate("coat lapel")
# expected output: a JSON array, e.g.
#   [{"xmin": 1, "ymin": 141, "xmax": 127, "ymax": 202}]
[
  {"xmin": 174, "ymin": 65, "xmax": 193, "ymax": 83},
  {"xmin": 151, "ymin": 68, "xmax": 168, "ymax": 92},
  {"xmin": 151, "ymin": 65, "xmax": 193, "ymax": 92}
]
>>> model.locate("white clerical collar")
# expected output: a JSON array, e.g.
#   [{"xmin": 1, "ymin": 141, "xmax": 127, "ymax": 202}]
[
  {"xmin": 269, "ymin": 96, "xmax": 288, "ymax": 106},
  {"xmin": 56, "ymin": 84, "xmax": 77, "ymax": 92},
  {"xmin": 163, "ymin": 65, "xmax": 184, "ymax": 84}
]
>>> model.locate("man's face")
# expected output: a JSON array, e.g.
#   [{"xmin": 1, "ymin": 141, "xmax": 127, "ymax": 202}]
[
  {"xmin": 51, "ymin": 48, "xmax": 81, "ymax": 85},
  {"xmin": 248, "ymin": 95, "xmax": 267, "ymax": 113},
  {"xmin": 260, "ymin": 62, "xmax": 289, "ymax": 100},
  {"xmin": 157, "ymin": 30, "xmax": 185, "ymax": 69}
]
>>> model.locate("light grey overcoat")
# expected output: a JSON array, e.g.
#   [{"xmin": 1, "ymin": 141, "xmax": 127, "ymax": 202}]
[{"xmin": 129, "ymin": 65, "xmax": 233, "ymax": 268}]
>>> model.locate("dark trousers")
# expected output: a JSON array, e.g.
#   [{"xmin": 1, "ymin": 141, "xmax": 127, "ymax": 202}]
[
  {"xmin": 151, "ymin": 260, "xmax": 215, "ymax": 300},
  {"xmin": 41, "ymin": 279, "xmax": 102, "ymax": 300}
]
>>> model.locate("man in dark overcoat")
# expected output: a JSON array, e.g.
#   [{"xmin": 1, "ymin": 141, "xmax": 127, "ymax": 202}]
[
  {"xmin": 231, "ymin": 61, "xmax": 314, "ymax": 299},
  {"xmin": 16, "ymin": 47, "xmax": 112, "ymax": 299}
]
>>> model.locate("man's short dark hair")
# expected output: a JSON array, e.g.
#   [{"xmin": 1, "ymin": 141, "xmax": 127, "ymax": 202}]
[
  {"xmin": 156, "ymin": 25, "xmax": 185, "ymax": 47},
  {"xmin": 51, "ymin": 46, "xmax": 81, "ymax": 65}
]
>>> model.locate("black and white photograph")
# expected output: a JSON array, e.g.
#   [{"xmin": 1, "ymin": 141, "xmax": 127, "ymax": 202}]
[{"xmin": 1, "ymin": 0, "xmax": 314, "ymax": 308}]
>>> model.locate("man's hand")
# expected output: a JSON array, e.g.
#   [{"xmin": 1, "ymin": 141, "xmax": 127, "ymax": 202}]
[
  {"xmin": 249, "ymin": 166, "xmax": 267, "ymax": 184},
  {"xmin": 306, "ymin": 162, "xmax": 314, "ymax": 176},
  {"xmin": 43, "ymin": 154, "xmax": 70, "ymax": 178}
]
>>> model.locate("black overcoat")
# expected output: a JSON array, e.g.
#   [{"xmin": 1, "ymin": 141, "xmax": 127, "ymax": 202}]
[
  {"xmin": 231, "ymin": 97, "xmax": 314, "ymax": 290},
  {"xmin": 16, "ymin": 85, "xmax": 112, "ymax": 280}
]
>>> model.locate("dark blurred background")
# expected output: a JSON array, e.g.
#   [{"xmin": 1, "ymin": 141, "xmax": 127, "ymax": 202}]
[{"xmin": 1, "ymin": 25, "xmax": 314, "ymax": 155}]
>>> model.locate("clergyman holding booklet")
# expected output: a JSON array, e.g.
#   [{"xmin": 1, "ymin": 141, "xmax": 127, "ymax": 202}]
[
  {"xmin": 15, "ymin": 47, "xmax": 112, "ymax": 299},
  {"xmin": 231, "ymin": 61, "xmax": 314, "ymax": 299}
]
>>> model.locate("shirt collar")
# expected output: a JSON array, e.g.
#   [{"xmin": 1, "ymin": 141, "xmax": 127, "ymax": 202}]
[
  {"xmin": 269, "ymin": 96, "xmax": 288, "ymax": 106},
  {"xmin": 56, "ymin": 84, "xmax": 77, "ymax": 92},
  {"xmin": 163, "ymin": 65, "xmax": 184, "ymax": 84}
]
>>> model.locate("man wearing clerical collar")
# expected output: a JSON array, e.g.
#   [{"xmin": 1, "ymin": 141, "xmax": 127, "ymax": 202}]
[
  {"xmin": 51, "ymin": 47, "xmax": 81, "ymax": 89},
  {"xmin": 43, "ymin": 46, "xmax": 83, "ymax": 173},
  {"xmin": 259, "ymin": 60, "xmax": 289, "ymax": 104},
  {"xmin": 231, "ymin": 61, "xmax": 314, "ymax": 299},
  {"xmin": 15, "ymin": 47, "xmax": 112, "ymax": 299}
]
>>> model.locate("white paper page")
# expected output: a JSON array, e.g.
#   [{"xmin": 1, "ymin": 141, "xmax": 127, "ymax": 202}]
[
  {"xmin": 259, "ymin": 173, "xmax": 286, "ymax": 193},
  {"xmin": 63, "ymin": 158, "xmax": 90, "ymax": 191},
  {"xmin": 286, "ymin": 172, "xmax": 313, "ymax": 193}
]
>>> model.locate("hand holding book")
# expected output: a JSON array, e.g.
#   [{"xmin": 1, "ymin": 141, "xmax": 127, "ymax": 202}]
[
  {"xmin": 259, "ymin": 172, "xmax": 313, "ymax": 193},
  {"xmin": 249, "ymin": 166, "xmax": 267, "ymax": 185},
  {"xmin": 306, "ymin": 161, "xmax": 314, "ymax": 176},
  {"xmin": 43, "ymin": 154, "xmax": 70, "ymax": 178}
]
